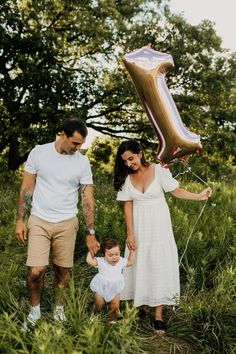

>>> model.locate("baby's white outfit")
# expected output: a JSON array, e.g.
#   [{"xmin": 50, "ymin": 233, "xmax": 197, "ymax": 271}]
[{"xmin": 90, "ymin": 257, "xmax": 128, "ymax": 302}]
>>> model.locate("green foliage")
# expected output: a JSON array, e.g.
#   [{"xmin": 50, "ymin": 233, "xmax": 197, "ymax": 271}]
[
  {"xmin": 0, "ymin": 168, "xmax": 236, "ymax": 352},
  {"xmin": 1, "ymin": 0, "xmax": 235, "ymax": 170},
  {"xmin": 0, "ymin": 256, "xmax": 141, "ymax": 354},
  {"xmin": 0, "ymin": 0, "xmax": 149, "ymax": 169},
  {"xmin": 86, "ymin": 137, "xmax": 120, "ymax": 173},
  {"xmin": 0, "ymin": 171, "xmax": 22, "ymax": 252},
  {"xmin": 166, "ymin": 177, "xmax": 236, "ymax": 353}
]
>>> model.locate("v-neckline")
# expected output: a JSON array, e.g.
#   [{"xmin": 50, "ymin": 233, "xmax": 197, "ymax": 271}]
[{"xmin": 128, "ymin": 164, "xmax": 156, "ymax": 194}]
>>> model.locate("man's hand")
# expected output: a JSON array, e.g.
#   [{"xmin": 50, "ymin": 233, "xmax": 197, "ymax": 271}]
[
  {"xmin": 15, "ymin": 219, "xmax": 28, "ymax": 244},
  {"xmin": 86, "ymin": 234, "xmax": 100, "ymax": 257}
]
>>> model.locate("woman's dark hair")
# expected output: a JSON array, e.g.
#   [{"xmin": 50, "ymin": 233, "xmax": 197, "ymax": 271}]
[
  {"xmin": 114, "ymin": 139, "xmax": 149, "ymax": 191},
  {"xmin": 60, "ymin": 117, "xmax": 88, "ymax": 138},
  {"xmin": 101, "ymin": 239, "xmax": 120, "ymax": 256}
]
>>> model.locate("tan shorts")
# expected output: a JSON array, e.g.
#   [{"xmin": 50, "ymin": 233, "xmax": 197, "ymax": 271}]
[{"xmin": 26, "ymin": 215, "xmax": 79, "ymax": 268}]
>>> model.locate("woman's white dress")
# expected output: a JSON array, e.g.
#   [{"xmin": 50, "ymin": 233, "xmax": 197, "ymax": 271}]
[
  {"xmin": 90, "ymin": 257, "xmax": 128, "ymax": 302},
  {"xmin": 117, "ymin": 164, "xmax": 180, "ymax": 307}
]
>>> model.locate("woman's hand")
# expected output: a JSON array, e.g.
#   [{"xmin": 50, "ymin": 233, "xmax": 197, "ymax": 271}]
[
  {"xmin": 126, "ymin": 234, "xmax": 136, "ymax": 250},
  {"xmin": 198, "ymin": 187, "xmax": 212, "ymax": 200}
]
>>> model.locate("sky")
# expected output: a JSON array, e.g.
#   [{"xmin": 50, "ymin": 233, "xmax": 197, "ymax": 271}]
[
  {"xmin": 83, "ymin": 0, "xmax": 236, "ymax": 148},
  {"xmin": 169, "ymin": 0, "xmax": 236, "ymax": 52}
]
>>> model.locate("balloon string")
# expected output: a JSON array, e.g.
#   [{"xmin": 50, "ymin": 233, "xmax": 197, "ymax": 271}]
[
  {"xmin": 174, "ymin": 164, "xmax": 209, "ymax": 187},
  {"xmin": 188, "ymin": 167, "xmax": 209, "ymax": 187},
  {"xmin": 174, "ymin": 163, "xmax": 209, "ymax": 266},
  {"xmin": 178, "ymin": 200, "xmax": 208, "ymax": 266}
]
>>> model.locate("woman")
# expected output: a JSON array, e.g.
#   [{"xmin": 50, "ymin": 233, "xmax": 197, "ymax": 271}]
[{"xmin": 114, "ymin": 139, "xmax": 211, "ymax": 332}]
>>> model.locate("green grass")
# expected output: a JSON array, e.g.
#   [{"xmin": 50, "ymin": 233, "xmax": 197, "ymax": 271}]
[{"xmin": 0, "ymin": 168, "xmax": 235, "ymax": 353}]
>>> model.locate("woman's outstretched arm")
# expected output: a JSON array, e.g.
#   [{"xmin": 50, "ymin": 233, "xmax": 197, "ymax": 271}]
[{"xmin": 170, "ymin": 187, "xmax": 212, "ymax": 201}]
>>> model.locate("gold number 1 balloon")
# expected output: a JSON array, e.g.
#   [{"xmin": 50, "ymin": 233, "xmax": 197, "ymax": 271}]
[{"xmin": 123, "ymin": 45, "xmax": 202, "ymax": 164}]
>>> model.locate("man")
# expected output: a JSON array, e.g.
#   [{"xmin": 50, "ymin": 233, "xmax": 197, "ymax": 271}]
[{"xmin": 15, "ymin": 117, "xmax": 100, "ymax": 330}]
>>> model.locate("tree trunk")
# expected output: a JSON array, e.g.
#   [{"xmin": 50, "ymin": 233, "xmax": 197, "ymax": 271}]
[{"xmin": 8, "ymin": 138, "xmax": 21, "ymax": 171}]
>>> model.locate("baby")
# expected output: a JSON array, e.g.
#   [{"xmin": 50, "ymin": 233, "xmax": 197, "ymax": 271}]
[{"xmin": 86, "ymin": 238, "xmax": 135, "ymax": 323}]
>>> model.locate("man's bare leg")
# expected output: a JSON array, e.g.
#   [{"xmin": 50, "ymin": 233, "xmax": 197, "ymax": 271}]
[
  {"xmin": 21, "ymin": 266, "xmax": 46, "ymax": 331},
  {"xmin": 53, "ymin": 264, "xmax": 70, "ymax": 322},
  {"xmin": 53, "ymin": 265, "xmax": 70, "ymax": 305},
  {"xmin": 27, "ymin": 266, "xmax": 46, "ymax": 306}
]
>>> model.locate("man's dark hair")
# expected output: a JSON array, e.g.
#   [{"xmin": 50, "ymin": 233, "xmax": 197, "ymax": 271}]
[
  {"xmin": 101, "ymin": 239, "xmax": 120, "ymax": 256},
  {"xmin": 61, "ymin": 117, "xmax": 88, "ymax": 138}
]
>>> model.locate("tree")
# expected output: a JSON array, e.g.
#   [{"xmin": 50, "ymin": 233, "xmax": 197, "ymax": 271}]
[
  {"xmin": 96, "ymin": 11, "xmax": 236, "ymax": 161},
  {"xmin": 0, "ymin": 0, "xmax": 235, "ymax": 170},
  {"xmin": 86, "ymin": 136, "xmax": 120, "ymax": 173},
  {"xmin": 0, "ymin": 0, "xmax": 155, "ymax": 169}
]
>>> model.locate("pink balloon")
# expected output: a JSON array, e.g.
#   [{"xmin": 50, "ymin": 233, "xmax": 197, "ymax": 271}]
[{"xmin": 123, "ymin": 45, "xmax": 202, "ymax": 164}]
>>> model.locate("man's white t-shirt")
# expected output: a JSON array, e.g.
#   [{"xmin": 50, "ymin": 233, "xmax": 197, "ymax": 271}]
[{"xmin": 24, "ymin": 142, "xmax": 93, "ymax": 222}]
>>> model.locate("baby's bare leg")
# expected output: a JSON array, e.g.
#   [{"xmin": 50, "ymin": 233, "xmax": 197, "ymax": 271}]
[
  {"xmin": 93, "ymin": 293, "xmax": 105, "ymax": 313},
  {"xmin": 107, "ymin": 294, "xmax": 120, "ymax": 322}
]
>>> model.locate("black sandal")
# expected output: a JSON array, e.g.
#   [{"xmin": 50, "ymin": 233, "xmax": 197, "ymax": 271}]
[
  {"xmin": 153, "ymin": 320, "xmax": 166, "ymax": 332},
  {"xmin": 138, "ymin": 308, "xmax": 147, "ymax": 319}
]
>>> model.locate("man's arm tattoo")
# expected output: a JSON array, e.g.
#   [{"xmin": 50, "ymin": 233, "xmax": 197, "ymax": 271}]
[
  {"xmin": 80, "ymin": 185, "xmax": 94, "ymax": 229},
  {"xmin": 16, "ymin": 188, "xmax": 32, "ymax": 220}
]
